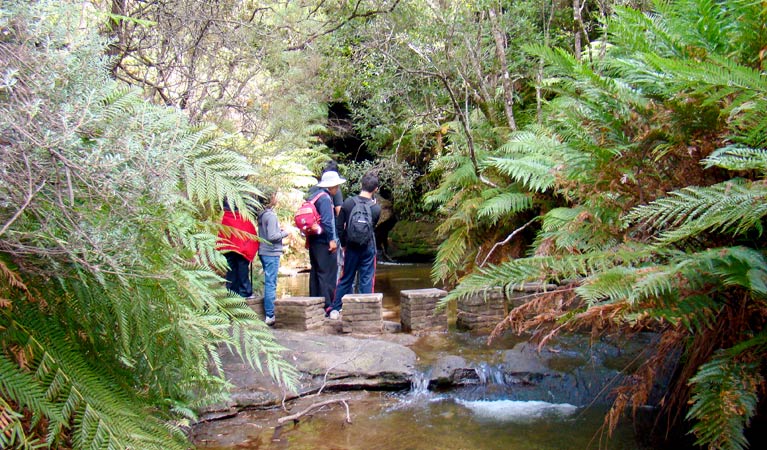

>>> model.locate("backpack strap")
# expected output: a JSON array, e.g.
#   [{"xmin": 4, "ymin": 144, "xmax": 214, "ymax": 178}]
[{"xmin": 309, "ymin": 191, "xmax": 329, "ymax": 204}]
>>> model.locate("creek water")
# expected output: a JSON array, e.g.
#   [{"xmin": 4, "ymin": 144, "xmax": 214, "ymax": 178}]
[{"xmin": 193, "ymin": 263, "xmax": 660, "ymax": 450}]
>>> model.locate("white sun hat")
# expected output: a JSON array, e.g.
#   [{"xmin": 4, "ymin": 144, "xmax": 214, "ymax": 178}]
[{"xmin": 316, "ymin": 171, "xmax": 347, "ymax": 188}]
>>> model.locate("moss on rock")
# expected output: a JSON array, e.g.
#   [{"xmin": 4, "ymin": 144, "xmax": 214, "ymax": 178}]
[{"xmin": 386, "ymin": 220, "xmax": 439, "ymax": 262}]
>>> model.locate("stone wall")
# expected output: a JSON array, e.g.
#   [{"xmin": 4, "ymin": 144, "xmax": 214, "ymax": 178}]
[
  {"xmin": 400, "ymin": 288, "xmax": 448, "ymax": 333},
  {"xmin": 456, "ymin": 284, "xmax": 560, "ymax": 333},
  {"xmin": 456, "ymin": 287, "xmax": 506, "ymax": 332},
  {"xmin": 341, "ymin": 293, "xmax": 383, "ymax": 334},
  {"xmin": 273, "ymin": 296, "xmax": 325, "ymax": 331}
]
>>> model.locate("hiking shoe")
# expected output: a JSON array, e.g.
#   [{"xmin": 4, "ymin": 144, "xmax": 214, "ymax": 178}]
[
  {"xmin": 329, "ymin": 310, "xmax": 340, "ymax": 320},
  {"xmin": 265, "ymin": 316, "xmax": 275, "ymax": 326}
]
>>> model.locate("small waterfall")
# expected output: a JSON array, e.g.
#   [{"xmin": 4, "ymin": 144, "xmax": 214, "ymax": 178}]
[
  {"xmin": 475, "ymin": 362, "xmax": 507, "ymax": 386},
  {"xmin": 387, "ymin": 369, "xmax": 435, "ymax": 411},
  {"xmin": 409, "ymin": 369, "xmax": 431, "ymax": 396}
]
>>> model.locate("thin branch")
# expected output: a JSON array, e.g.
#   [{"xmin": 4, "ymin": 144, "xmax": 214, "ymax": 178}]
[
  {"xmin": 0, "ymin": 154, "xmax": 45, "ymax": 238},
  {"xmin": 479, "ymin": 217, "xmax": 539, "ymax": 267},
  {"xmin": 286, "ymin": 0, "xmax": 401, "ymax": 51}
]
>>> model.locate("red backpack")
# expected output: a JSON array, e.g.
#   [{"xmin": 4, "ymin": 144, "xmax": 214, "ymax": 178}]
[{"xmin": 294, "ymin": 192, "xmax": 328, "ymax": 236}]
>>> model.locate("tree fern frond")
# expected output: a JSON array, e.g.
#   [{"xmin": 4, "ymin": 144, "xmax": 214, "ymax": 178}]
[
  {"xmin": 444, "ymin": 244, "xmax": 657, "ymax": 305},
  {"xmin": 680, "ymin": 246, "xmax": 767, "ymax": 297},
  {"xmin": 0, "ymin": 356, "xmax": 59, "ymax": 422},
  {"xmin": 495, "ymin": 130, "xmax": 565, "ymax": 157},
  {"xmin": 431, "ymin": 227, "xmax": 469, "ymax": 284},
  {"xmin": 477, "ymin": 190, "xmax": 534, "ymax": 223},
  {"xmin": 702, "ymin": 145, "xmax": 767, "ymax": 172},
  {"xmin": 607, "ymin": 6, "xmax": 681, "ymax": 57},
  {"xmin": 646, "ymin": 52, "xmax": 767, "ymax": 96},
  {"xmin": 533, "ymin": 207, "xmax": 622, "ymax": 254},
  {"xmin": 625, "ymin": 180, "xmax": 767, "ymax": 243},
  {"xmin": 485, "ymin": 156, "xmax": 556, "ymax": 193},
  {"xmin": 0, "ymin": 397, "xmax": 47, "ymax": 450},
  {"xmin": 576, "ymin": 267, "xmax": 642, "ymax": 305},
  {"xmin": 687, "ymin": 352, "xmax": 762, "ymax": 450}
]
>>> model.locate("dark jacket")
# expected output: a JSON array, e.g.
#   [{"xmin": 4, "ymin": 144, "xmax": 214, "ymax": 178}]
[{"xmin": 337, "ymin": 195, "xmax": 381, "ymax": 248}]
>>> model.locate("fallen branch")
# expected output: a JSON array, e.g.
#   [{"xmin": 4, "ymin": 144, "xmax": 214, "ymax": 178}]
[{"xmin": 277, "ymin": 398, "xmax": 352, "ymax": 425}]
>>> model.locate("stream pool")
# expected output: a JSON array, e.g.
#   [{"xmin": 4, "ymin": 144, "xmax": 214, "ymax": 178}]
[{"xmin": 192, "ymin": 263, "xmax": 670, "ymax": 450}]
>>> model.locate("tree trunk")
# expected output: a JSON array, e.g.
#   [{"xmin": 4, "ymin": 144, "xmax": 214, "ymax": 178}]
[
  {"xmin": 537, "ymin": 0, "xmax": 555, "ymax": 124},
  {"xmin": 488, "ymin": 8, "xmax": 517, "ymax": 131},
  {"xmin": 573, "ymin": 0, "xmax": 582, "ymax": 61}
]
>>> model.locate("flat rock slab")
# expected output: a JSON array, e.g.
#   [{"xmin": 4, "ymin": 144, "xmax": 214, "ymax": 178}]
[
  {"xmin": 201, "ymin": 329, "xmax": 417, "ymax": 419},
  {"xmin": 276, "ymin": 329, "xmax": 416, "ymax": 381}
]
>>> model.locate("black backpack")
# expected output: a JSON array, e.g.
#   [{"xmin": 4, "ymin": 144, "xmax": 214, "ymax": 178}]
[{"xmin": 345, "ymin": 196, "xmax": 374, "ymax": 246}]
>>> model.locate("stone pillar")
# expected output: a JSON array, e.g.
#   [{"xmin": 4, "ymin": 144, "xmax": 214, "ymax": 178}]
[
  {"xmin": 273, "ymin": 297, "xmax": 325, "ymax": 331},
  {"xmin": 507, "ymin": 282, "xmax": 559, "ymax": 309},
  {"xmin": 456, "ymin": 287, "xmax": 506, "ymax": 333},
  {"xmin": 245, "ymin": 295, "xmax": 264, "ymax": 318},
  {"xmin": 341, "ymin": 293, "xmax": 383, "ymax": 334},
  {"xmin": 400, "ymin": 288, "xmax": 448, "ymax": 333}
]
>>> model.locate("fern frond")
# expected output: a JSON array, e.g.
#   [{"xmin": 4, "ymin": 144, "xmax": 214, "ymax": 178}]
[
  {"xmin": 702, "ymin": 145, "xmax": 767, "ymax": 173},
  {"xmin": 576, "ymin": 266, "xmax": 643, "ymax": 305},
  {"xmin": 0, "ymin": 356, "xmax": 58, "ymax": 419},
  {"xmin": 431, "ymin": 227, "xmax": 469, "ymax": 284},
  {"xmin": 0, "ymin": 397, "xmax": 46, "ymax": 450},
  {"xmin": 687, "ymin": 352, "xmax": 762, "ymax": 450},
  {"xmin": 477, "ymin": 190, "xmax": 534, "ymax": 223},
  {"xmin": 443, "ymin": 244, "xmax": 657, "ymax": 305},
  {"xmin": 533, "ymin": 207, "xmax": 622, "ymax": 254},
  {"xmin": 625, "ymin": 179, "xmax": 767, "ymax": 243},
  {"xmin": 485, "ymin": 156, "xmax": 556, "ymax": 193},
  {"xmin": 606, "ymin": 6, "xmax": 681, "ymax": 57}
]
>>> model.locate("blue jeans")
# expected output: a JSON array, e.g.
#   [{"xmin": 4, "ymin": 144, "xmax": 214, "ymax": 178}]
[
  {"xmin": 259, "ymin": 255, "xmax": 280, "ymax": 318},
  {"xmin": 332, "ymin": 243, "xmax": 376, "ymax": 311}
]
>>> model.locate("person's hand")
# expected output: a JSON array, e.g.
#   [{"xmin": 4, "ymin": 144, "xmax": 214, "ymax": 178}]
[{"xmin": 329, "ymin": 240, "xmax": 337, "ymax": 253}]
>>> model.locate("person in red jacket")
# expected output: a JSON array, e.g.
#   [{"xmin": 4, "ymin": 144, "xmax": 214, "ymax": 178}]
[{"xmin": 217, "ymin": 199, "xmax": 259, "ymax": 297}]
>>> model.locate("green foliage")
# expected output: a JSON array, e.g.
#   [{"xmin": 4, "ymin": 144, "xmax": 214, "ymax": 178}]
[
  {"xmin": 687, "ymin": 343, "xmax": 765, "ymax": 450},
  {"xmin": 341, "ymin": 155, "xmax": 420, "ymax": 214},
  {"xmin": 0, "ymin": 1, "xmax": 297, "ymax": 448},
  {"xmin": 625, "ymin": 179, "xmax": 767, "ymax": 244},
  {"xmin": 429, "ymin": 0, "xmax": 767, "ymax": 447},
  {"xmin": 477, "ymin": 189, "xmax": 534, "ymax": 225}
]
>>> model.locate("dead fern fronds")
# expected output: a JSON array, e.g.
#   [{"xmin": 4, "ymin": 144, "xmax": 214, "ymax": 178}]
[
  {"xmin": 604, "ymin": 327, "xmax": 687, "ymax": 436},
  {"xmin": 0, "ymin": 261, "xmax": 27, "ymax": 292},
  {"xmin": 488, "ymin": 285, "xmax": 581, "ymax": 344}
]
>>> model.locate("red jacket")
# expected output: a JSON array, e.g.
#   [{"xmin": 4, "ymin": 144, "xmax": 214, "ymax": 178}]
[{"xmin": 217, "ymin": 210, "xmax": 259, "ymax": 262}]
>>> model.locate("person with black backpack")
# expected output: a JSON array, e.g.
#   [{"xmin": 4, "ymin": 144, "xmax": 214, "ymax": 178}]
[{"xmin": 329, "ymin": 172, "xmax": 381, "ymax": 319}]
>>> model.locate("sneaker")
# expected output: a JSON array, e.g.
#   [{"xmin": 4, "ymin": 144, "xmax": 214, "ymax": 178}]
[
  {"xmin": 265, "ymin": 316, "xmax": 275, "ymax": 326},
  {"xmin": 329, "ymin": 310, "xmax": 340, "ymax": 320}
]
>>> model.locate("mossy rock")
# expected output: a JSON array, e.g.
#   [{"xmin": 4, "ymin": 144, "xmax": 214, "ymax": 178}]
[{"xmin": 386, "ymin": 220, "xmax": 439, "ymax": 262}]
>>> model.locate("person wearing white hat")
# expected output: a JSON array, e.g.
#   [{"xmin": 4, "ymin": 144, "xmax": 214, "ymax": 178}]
[{"xmin": 306, "ymin": 171, "xmax": 346, "ymax": 316}]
